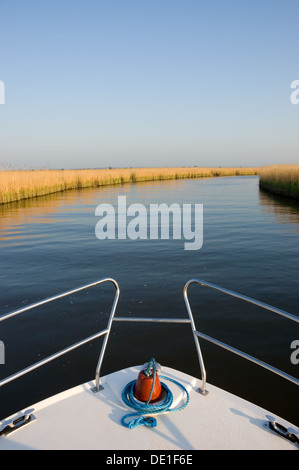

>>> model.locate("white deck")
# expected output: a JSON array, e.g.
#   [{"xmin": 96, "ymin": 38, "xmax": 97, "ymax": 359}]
[{"xmin": 0, "ymin": 365, "xmax": 298, "ymax": 450}]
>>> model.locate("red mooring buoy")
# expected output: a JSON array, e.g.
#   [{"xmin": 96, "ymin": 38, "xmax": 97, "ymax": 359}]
[{"xmin": 133, "ymin": 368, "xmax": 162, "ymax": 403}]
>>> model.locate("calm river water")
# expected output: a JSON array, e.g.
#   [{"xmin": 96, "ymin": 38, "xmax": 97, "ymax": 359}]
[{"xmin": 0, "ymin": 176, "xmax": 298, "ymax": 425}]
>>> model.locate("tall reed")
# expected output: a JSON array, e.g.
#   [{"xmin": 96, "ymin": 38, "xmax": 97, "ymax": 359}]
[
  {"xmin": 0, "ymin": 166, "xmax": 259, "ymax": 204},
  {"xmin": 259, "ymin": 165, "xmax": 299, "ymax": 200}
]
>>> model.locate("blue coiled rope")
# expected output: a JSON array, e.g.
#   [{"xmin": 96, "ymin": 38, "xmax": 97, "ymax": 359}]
[{"xmin": 121, "ymin": 358, "xmax": 189, "ymax": 429}]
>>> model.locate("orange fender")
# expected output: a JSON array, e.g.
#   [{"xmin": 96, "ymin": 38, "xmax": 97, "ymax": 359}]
[{"xmin": 133, "ymin": 370, "xmax": 162, "ymax": 403}]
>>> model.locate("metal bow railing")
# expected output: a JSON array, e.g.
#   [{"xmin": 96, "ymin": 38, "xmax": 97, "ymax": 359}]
[
  {"xmin": 0, "ymin": 278, "xmax": 120, "ymax": 389},
  {"xmin": 183, "ymin": 279, "xmax": 299, "ymax": 395},
  {"xmin": 1, "ymin": 278, "xmax": 298, "ymax": 398}
]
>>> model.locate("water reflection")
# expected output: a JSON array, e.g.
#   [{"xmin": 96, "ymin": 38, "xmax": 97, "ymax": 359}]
[
  {"xmin": 259, "ymin": 188, "xmax": 299, "ymax": 227},
  {"xmin": 0, "ymin": 179, "xmax": 204, "ymax": 246},
  {"xmin": 0, "ymin": 186, "xmax": 118, "ymax": 246},
  {"xmin": 2, "ymin": 180, "xmax": 299, "ymax": 247},
  {"xmin": 0, "ymin": 194, "xmax": 62, "ymax": 246}
]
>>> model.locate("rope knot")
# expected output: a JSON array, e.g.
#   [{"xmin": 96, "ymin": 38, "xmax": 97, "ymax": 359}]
[
  {"xmin": 144, "ymin": 358, "xmax": 156, "ymax": 377},
  {"xmin": 126, "ymin": 416, "xmax": 157, "ymax": 429},
  {"xmin": 143, "ymin": 416, "xmax": 157, "ymax": 427}
]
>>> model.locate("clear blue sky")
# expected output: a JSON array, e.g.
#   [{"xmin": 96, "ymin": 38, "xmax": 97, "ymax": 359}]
[{"xmin": 0, "ymin": 0, "xmax": 298, "ymax": 169}]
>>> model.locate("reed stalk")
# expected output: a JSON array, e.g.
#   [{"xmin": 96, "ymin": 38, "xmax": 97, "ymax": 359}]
[
  {"xmin": 259, "ymin": 165, "xmax": 299, "ymax": 200},
  {"xmin": 0, "ymin": 167, "xmax": 259, "ymax": 204}
]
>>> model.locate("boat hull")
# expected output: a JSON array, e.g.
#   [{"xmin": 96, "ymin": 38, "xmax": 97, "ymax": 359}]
[{"xmin": 0, "ymin": 365, "xmax": 298, "ymax": 450}]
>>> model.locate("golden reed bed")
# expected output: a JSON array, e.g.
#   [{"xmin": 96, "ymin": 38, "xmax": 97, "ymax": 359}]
[
  {"xmin": 0, "ymin": 167, "xmax": 259, "ymax": 204},
  {"xmin": 259, "ymin": 164, "xmax": 299, "ymax": 200}
]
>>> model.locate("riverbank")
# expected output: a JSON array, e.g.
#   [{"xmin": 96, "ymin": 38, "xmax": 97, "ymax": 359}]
[
  {"xmin": 0, "ymin": 166, "xmax": 259, "ymax": 204},
  {"xmin": 259, "ymin": 165, "xmax": 299, "ymax": 200}
]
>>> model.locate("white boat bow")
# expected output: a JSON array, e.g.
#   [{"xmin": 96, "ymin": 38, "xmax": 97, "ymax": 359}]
[{"xmin": 0, "ymin": 278, "xmax": 298, "ymax": 450}]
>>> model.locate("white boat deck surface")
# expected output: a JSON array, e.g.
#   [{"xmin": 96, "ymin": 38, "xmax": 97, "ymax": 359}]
[{"xmin": 0, "ymin": 365, "xmax": 298, "ymax": 450}]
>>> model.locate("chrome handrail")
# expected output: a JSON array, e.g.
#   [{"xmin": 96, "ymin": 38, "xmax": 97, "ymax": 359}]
[
  {"xmin": 0, "ymin": 278, "xmax": 120, "ymax": 389},
  {"xmin": 1, "ymin": 277, "xmax": 297, "ymax": 399},
  {"xmin": 0, "ymin": 276, "xmax": 202, "ymax": 394},
  {"xmin": 183, "ymin": 279, "xmax": 299, "ymax": 395},
  {"xmin": 94, "ymin": 316, "xmax": 196, "ymax": 392}
]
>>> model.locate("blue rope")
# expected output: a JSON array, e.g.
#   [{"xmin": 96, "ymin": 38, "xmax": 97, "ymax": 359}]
[{"xmin": 121, "ymin": 358, "xmax": 189, "ymax": 429}]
